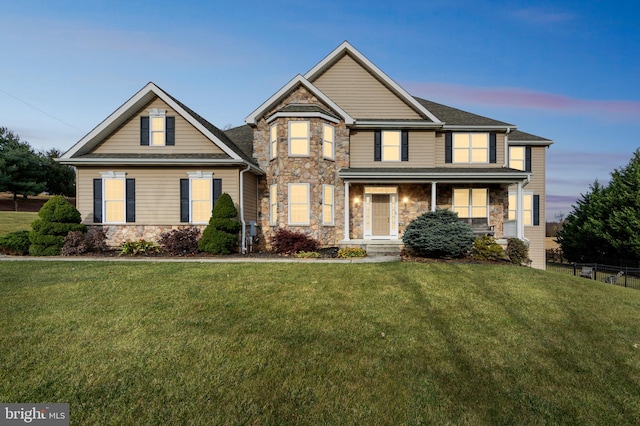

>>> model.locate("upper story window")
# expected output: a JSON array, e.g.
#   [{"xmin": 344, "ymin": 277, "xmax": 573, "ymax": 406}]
[
  {"xmin": 323, "ymin": 124, "xmax": 335, "ymax": 160},
  {"xmin": 454, "ymin": 133, "xmax": 488, "ymax": 163},
  {"xmin": 289, "ymin": 121, "xmax": 309, "ymax": 156},
  {"xmin": 374, "ymin": 130, "xmax": 408, "ymax": 162},
  {"xmin": 270, "ymin": 124, "xmax": 277, "ymax": 160},
  {"xmin": 141, "ymin": 109, "xmax": 175, "ymax": 146},
  {"xmin": 509, "ymin": 146, "xmax": 531, "ymax": 172}
]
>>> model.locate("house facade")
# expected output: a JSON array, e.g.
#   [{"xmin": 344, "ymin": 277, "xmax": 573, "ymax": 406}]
[{"xmin": 61, "ymin": 41, "xmax": 552, "ymax": 269}]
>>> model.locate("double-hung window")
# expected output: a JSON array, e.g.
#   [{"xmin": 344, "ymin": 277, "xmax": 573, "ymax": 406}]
[
  {"xmin": 508, "ymin": 192, "xmax": 539, "ymax": 226},
  {"xmin": 289, "ymin": 121, "xmax": 309, "ymax": 156},
  {"xmin": 453, "ymin": 133, "xmax": 488, "ymax": 163},
  {"xmin": 93, "ymin": 172, "xmax": 135, "ymax": 224},
  {"xmin": 180, "ymin": 173, "xmax": 221, "ymax": 224},
  {"xmin": 509, "ymin": 146, "xmax": 531, "ymax": 172},
  {"xmin": 322, "ymin": 184, "xmax": 334, "ymax": 225},
  {"xmin": 323, "ymin": 124, "xmax": 335, "ymax": 160},
  {"xmin": 270, "ymin": 124, "xmax": 278, "ymax": 160},
  {"xmin": 453, "ymin": 188, "xmax": 488, "ymax": 218},
  {"xmin": 270, "ymin": 184, "xmax": 278, "ymax": 225},
  {"xmin": 374, "ymin": 130, "xmax": 408, "ymax": 161},
  {"xmin": 288, "ymin": 183, "xmax": 310, "ymax": 225},
  {"xmin": 140, "ymin": 108, "xmax": 175, "ymax": 146}
]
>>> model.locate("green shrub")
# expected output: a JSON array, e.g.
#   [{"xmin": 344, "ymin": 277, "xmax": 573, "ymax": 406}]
[
  {"xmin": 0, "ymin": 230, "xmax": 31, "ymax": 255},
  {"xmin": 29, "ymin": 196, "xmax": 86, "ymax": 256},
  {"xmin": 337, "ymin": 247, "xmax": 367, "ymax": 258},
  {"xmin": 120, "ymin": 240, "xmax": 161, "ymax": 256},
  {"xmin": 507, "ymin": 238, "xmax": 530, "ymax": 265},
  {"xmin": 402, "ymin": 209, "xmax": 475, "ymax": 258},
  {"xmin": 295, "ymin": 251, "xmax": 321, "ymax": 258},
  {"xmin": 198, "ymin": 193, "xmax": 241, "ymax": 254},
  {"xmin": 270, "ymin": 228, "xmax": 319, "ymax": 255},
  {"xmin": 471, "ymin": 235, "xmax": 506, "ymax": 261}
]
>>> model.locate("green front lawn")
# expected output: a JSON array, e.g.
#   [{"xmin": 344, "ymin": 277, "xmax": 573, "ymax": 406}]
[
  {"xmin": 0, "ymin": 211, "xmax": 38, "ymax": 236},
  {"xmin": 1, "ymin": 261, "xmax": 639, "ymax": 424}
]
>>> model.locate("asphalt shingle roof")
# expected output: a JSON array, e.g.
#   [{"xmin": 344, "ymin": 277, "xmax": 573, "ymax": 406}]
[{"xmin": 413, "ymin": 97, "xmax": 514, "ymax": 127}]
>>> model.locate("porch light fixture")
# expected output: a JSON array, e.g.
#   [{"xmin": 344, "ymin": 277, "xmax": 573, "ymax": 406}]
[
  {"xmin": 353, "ymin": 196, "xmax": 360, "ymax": 206},
  {"xmin": 403, "ymin": 196, "xmax": 409, "ymax": 206}
]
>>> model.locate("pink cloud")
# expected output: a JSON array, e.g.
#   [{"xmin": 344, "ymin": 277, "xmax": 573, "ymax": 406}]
[{"xmin": 404, "ymin": 82, "xmax": 640, "ymax": 122}]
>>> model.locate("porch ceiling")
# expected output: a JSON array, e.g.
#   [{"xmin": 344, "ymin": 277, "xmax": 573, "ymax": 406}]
[{"xmin": 338, "ymin": 167, "xmax": 530, "ymax": 184}]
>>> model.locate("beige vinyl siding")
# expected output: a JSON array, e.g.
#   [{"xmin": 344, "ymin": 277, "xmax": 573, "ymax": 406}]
[
  {"xmin": 435, "ymin": 132, "xmax": 506, "ymax": 167},
  {"xmin": 77, "ymin": 167, "xmax": 240, "ymax": 225},
  {"xmin": 93, "ymin": 97, "xmax": 226, "ymax": 155},
  {"xmin": 524, "ymin": 146, "xmax": 546, "ymax": 270},
  {"xmin": 312, "ymin": 54, "xmax": 422, "ymax": 120},
  {"xmin": 350, "ymin": 130, "xmax": 435, "ymax": 168},
  {"xmin": 242, "ymin": 173, "xmax": 259, "ymax": 222}
]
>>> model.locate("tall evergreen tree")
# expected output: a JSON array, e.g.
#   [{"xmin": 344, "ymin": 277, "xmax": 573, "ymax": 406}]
[{"xmin": 0, "ymin": 127, "xmax": 46, "ymax": 209}]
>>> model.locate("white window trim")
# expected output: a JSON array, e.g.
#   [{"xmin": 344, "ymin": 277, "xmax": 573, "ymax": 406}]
[
  {"xmin": 270, "ymin": 124, "xmax": 277, "ymax": 160},
  {"xmin": 323, "ymin": 124, "xmax": 335, "ymax": 160},
  {"xmin": 100, "ymin": 172, "xmax": 126, "ymax": 224},
  {"xmin": 509, "ymin": 146, "xmax": 525, "ymax": 171},
  {"xmin": 270, "ymin": 184, "xmax": 278, "ymax": 226},
  {"xmin": 148, "ymin": 108, "xmax": 167, "ymax": 147},
  {"xmin": 509, "ymin": 191, "xmax": 534, "ymax": 226},
  {"xmin": 187, "ymin": 171, "xmax": 213, "ymax": 224},
  {"xmin": 288, "ymin": 183, "xmax": 310, "ymax": 226},
  {"xmin": 382, "ymin": 130, "xmax": 401, "ymax": 162},
  {"xmin": 322, "ymin": 184, "xmax": 334, "ymax": 226},
  {"xmin": 453, "ymin": 133, "xmax": 489, "ymax": 164},
  {"xmin": 288, "ymin": 121, "xmax": 310, "ymax": 157},
  {"xmin": 452, "ymin": 188, "xmax": 489, "ymax": 219}
]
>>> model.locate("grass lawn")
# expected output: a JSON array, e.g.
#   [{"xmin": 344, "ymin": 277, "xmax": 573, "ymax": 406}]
[
  {"xmin": 0, "ymin": 211, "xmax": 38, "ymax": 236},
  {"xmin": 1, "ymin": 261, "xmax": 639, "ymax": 425}
]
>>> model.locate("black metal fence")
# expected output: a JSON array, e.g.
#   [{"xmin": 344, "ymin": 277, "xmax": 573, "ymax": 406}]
[{"xmin": 547, "ymin": 262, "xmax": 640, "ymax": 290}]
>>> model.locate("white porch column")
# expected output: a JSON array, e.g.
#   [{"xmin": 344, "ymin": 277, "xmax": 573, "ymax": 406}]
[
  {"xmin": 344, "ymin": 181, "xmax": 350, "ymax": 241},
  {"xmin": 516, "ymin": 181, "xmax": 524, "ymax": 239},
  {"xmin": 431, "ymin": 182, "xmax": 437, "ymax": 212}
]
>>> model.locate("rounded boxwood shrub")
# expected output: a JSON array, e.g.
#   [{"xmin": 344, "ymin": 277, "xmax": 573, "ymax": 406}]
[
  {"xmin": 402, "ymin": 209, "xmax": 475, "ymax": 258},
  {"xmin": 471, "ymin": 235, "xmax": 506, "ymax": 261},
  {"xmin": 29, "ymin": 196, "xmax": 86, "ymax": 256},
  {"xmin": 507, "ymin": 238, "xmax": 530, "ymax": 265},
  {"xmin": 198, "ymin": 193, "xmax": 241, "ymax": 254}
]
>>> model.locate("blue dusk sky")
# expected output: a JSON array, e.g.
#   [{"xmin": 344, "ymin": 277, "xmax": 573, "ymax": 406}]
[{"xmin": 1, "ymin": 0, "xmax": 639, "ymax": 220}]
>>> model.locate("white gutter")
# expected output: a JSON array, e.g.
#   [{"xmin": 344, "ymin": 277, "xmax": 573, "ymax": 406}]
[
  {"xmin": 239, "ymin": 164, "xmax": 251, "ymax": 254},
  {"xmin": 503, "ymin": 127, "xmax": 512, "ymax": 168}
]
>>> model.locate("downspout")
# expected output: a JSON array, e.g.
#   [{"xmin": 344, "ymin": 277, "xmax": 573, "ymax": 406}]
[
  {"xmin": 502, "ymin": 127, "xmax": 512, "ymax": 168},
  {"xmin": 239, "ymin": 163, "xmax": 251, "ymax": 254}
]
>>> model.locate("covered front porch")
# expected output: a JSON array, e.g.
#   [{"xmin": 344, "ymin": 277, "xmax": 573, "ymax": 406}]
[{"xmin": 338, "ymin": 167, "xmax": 531, "ymax": 245}]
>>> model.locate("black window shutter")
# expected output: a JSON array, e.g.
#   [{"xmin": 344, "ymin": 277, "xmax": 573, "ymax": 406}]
[
  {"xmin": 525, "ymin": 146, "xmax": 532, "ymax": 172},
  {"xmin": 166, "ymin": 117, "xmax": 175, "ymax": 146},
  {"xmin": 533, "ymin": 195, "xmax": 540, "ymax": 226},
  {"xmin": 374, "ymin": 131, "xmax": 381, "ymax": 161},
  {"xmin": 126, "ymin": 178, "xmax": 135, "ymax": 223},
  {"xmin": 445, "ymin": 133, "xmax": 452, "ymax": 163},
  {"xmin": 401, "ymin": 131, "xmax": 409, "ymax": 161},
  {"xmin": 489, "ymin": 133, "xmax": 497, "ymax": 163},
  {"xmin": 213, "ymin": 178, "xmax": 222, "ymax": 206},
  {"xmin": 180, "ymin": 179, "xmax": 189, "ymax": 223},
  {"xmin": 140, "ymin": 117, "xmax": 150, "ymax": 146},
  {"xmin": 93, "ymin": 179, "xmax": 102, "ymax": 223}
]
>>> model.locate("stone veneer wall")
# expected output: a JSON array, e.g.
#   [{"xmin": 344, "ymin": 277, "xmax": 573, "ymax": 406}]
[
  {"xmin": 93, "ymin": 224, "xmax": 207, "ymax": 247},
  {"xmin": 254, "ymin": 86, "xmax": 349, "ymax": 249}
]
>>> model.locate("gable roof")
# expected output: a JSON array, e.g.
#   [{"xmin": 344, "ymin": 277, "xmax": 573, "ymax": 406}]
[
  {"xmin": 508, "ymin": 129, "xmax": 553, "ymax": 145},
  {"xmin": 60, "ymin": 82, "xmax": 256, "ymax": 165},
  {"xmin": 413, "ymin": 97, "xmax": 513, "ymax": 128},
  {"xmin": 305, "ymin": 41, "xmax": 442, "ymax": 124},
  {"xmin": 245, "ymin": 75, "xmax": 354, "ymax": 126}
]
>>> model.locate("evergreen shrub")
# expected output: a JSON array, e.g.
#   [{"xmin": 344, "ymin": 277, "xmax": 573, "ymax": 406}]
[
  {"xmin": 402, "ymin": 209, "xmax": 475, "ymax": 258},
  {"xmin": 507, "ymin": 238, "xmax": 530, "ymax": 265},
  {"xmin": 0, "ymin": 230, "xmax": 31, "ymax": 255},
  {"xmin": 471, "ymin": 235, "xmax": 506, "ymax": 261},
  {"xmin": 198, "ymin": 193, "xmax": 241, "ymax": 254},
  {"xmin": 29, "ymin": 196, "xmax": 85, "ymax": 256}
]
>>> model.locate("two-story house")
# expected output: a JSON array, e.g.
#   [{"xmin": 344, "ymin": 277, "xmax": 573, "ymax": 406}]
[{"xmin": 60, "ymin": 41, "xmax": 552, "ymax": 268}]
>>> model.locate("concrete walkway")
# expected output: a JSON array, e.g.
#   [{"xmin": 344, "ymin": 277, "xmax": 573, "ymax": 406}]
[{"xmin": 0, "ymin": 254, "xmax": 401, "ymax": 264}]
